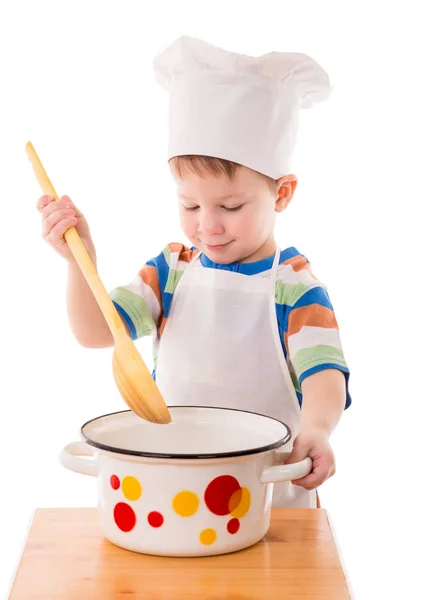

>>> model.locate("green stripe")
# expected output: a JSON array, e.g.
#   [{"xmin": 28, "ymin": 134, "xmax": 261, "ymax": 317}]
[
  {"xmin": 289, "ymin": 369, "xmax": 302, "ymax": 393},
  {"xmin": 275, "ymin": 279, "xmax": 310, "ymax": 307},
  {"xmin": 110, "ymin": 287, "xmax": 155, "ymax": 337},
  {"xmin": 165, "ymin": 268, "xmax": 184, "ymax": 294},
  {"xmin": 293, "ymin": 345, "xmax": 347, "ymax": 376},
  {"xmin": 163, "ymin": 245, "xmax": 171, "ymax": 264},
  {"xmin": 153, "ymin": 344, "xmax": 159, "ymax": 371}
]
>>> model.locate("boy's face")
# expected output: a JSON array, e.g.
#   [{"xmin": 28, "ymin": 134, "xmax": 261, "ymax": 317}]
[{"xmin": 172, "ymin": 165, "xmax": 292, "ymax": 264}]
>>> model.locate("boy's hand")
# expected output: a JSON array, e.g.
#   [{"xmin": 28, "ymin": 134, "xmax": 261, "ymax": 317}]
[
  {"xmin": 285, "ymin": 428, "xmax": 336, "ymax": 490},
  {"xmin": 37, "ymin": 194, "xmax": 95, "ymax": 261}
]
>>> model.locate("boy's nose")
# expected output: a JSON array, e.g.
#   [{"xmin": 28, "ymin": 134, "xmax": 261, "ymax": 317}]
[{"xmin": 197, "ymin": 212, "xmax": 224, "ymax": 235}]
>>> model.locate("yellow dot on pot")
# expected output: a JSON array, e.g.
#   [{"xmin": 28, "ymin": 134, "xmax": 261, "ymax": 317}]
[
  {"xmin": 200, "ymin": 528, "xmax": 217, "ymax": 545},
  {"xmin": 122, "ymin": 476, "xmax": 142, "ymax": 501},
  {"xmin": 229, "ymin": 487, "xmax": 251, "ymax": 518},
  {"xmin": 173, "ymin": 490, "xmax": 199, "ymax": 516}
]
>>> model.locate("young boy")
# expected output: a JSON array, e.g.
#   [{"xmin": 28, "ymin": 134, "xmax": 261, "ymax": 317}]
[{"xmin": 37, "ymin": 36, "xmax": 351, "ymax": 508}]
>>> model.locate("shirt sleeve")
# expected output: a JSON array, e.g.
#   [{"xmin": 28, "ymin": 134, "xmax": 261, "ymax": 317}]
[
  {"xmin": 278, "ymin": 254, "xmax": 352, "ymax": 409},
  {"xmin": 109, "ymin": 242, "xmax": 195, "ymax": 340}
]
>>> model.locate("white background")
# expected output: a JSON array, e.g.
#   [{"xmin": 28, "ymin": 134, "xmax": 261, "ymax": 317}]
[{"xmin": 1, "ymin": 1, "xmax": 442, "ymax": 598}]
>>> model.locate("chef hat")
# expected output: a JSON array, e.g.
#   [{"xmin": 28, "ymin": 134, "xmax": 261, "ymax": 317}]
[{"xmin": 153, "ymin": 36, "xmax": 331, "ymax": 179}]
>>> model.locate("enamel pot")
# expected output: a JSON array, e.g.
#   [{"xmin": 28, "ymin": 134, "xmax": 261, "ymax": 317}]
[{"xmin": 60, "ymin": 406, "xmax": 311, "ymax": 557}]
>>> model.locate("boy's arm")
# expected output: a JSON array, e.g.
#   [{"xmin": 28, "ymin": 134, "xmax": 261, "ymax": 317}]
[
  {"xmin": 286, "ymin": 369, "xmax": 347, "ymax": 489},
  {"xmin": 286, "ymin": 368, "xmax": 347, "ymax": 490},
  {"xmin": 67, "ymin": 255, "xmax": 115, "ymax": 348},
  {"xmin": 37, "ymin": 194, "xmax": 116, "ymax": 348},
  {"xmin": 279, "ymin": 255, "xmax": 351, "ymax": 488},
  {"xmin": 299, "ymin": 368, "xmax": 346, "ymax": 436}
]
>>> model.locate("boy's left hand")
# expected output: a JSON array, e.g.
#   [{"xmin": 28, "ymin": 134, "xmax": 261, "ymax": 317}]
[{"xmin": 284, "ymin": 428, "xmax": 336, "ymax": 490}]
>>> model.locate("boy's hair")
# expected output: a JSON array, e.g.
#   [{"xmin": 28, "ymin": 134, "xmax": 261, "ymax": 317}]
[{"xmin": 169, "ymin": 155, "xmax": 277, "ymax": 191}]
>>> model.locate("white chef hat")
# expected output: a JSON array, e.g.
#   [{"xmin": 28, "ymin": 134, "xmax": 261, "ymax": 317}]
[{"xmin": 153, "ymin": 36, "xmax": 331, "ymax": 180}]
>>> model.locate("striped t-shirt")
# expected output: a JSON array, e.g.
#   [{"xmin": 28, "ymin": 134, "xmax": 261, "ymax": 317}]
[{"xmin": 110, "ymin": 243, "xmax": 351, "ymax": 409}]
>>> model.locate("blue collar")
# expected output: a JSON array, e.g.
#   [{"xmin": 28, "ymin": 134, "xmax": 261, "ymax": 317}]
[{"xmin": 196, "ymin": 246, "xmax": 301, "ymax": 275}]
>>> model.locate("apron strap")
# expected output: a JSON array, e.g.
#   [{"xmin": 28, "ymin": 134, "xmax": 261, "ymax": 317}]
[
  {"xmin": 270, "ymin": 246, "xmax": 281, "ymax": 286},
  {"xmin": 190, "ymin": 250, "xmax": 203, "ymax": 266}
]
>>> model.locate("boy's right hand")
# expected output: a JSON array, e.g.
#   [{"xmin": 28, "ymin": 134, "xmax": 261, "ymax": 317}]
[{"xmin": 37, "ymin": 194, "xmax": 95, "ymax": 261}]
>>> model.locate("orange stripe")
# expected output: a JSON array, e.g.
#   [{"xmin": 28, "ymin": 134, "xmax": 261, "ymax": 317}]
[
  {"xmin": 282, "ymin": 255, "xmax": 316, "ymax": 278},
  {"xmin": 284, "ymin": 329, "xmax": 289, "ymax": 356},
  {"xmin": 305, "ymin": 263, "xmax": 315, "ymax": 278},
  {"xmin": 138, "ymin": 265, "xmax": 161, "ymax": 306},
  {"xmin": 281, "ymin": 255, "xmax": 307, "ymax": 271},
  {"xmin": 179, "ymin": 247, "xmax": 199, "ymax": 263},
  {"xmin": 159, "ymin": 316, "xmax": 168, "ymax": 337},
  {"xmin": 167, "ymin": 242, "xmax": 186, "ymax": 255},
  {"xmin": 288, "ymin": 304, "xmax": 338, "ymax": 336},
  {"xmin": 167, "ymin": 242, "xmax": 199, "ymax": 264}
]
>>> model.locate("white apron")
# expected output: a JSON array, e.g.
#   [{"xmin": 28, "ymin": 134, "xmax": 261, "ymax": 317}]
[{"xmin": 155, "ymin": 247, "xmax": 316, "ymax": 508}]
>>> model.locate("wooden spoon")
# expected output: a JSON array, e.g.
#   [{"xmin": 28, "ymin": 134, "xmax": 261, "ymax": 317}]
[{"xmin": 26, "ymin": 141, "xmax": 171, "ymax": 424}]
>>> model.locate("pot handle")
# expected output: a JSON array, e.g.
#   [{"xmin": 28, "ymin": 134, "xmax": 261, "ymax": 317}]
[
  {"xmin": 60, "ymin": 441, "xmax": 99, "ymax": 477},
  {"xmin": 260, "ymin": 451, "xmax": 312, "ymax": 484}
]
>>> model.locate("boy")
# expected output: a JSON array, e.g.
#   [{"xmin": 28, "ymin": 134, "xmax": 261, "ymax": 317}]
[{"xmin": 37, "ymin": 36, "xmax": 351, "ymax": 508}]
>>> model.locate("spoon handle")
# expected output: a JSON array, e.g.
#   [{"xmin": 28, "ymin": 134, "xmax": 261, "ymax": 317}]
[{"xmin": 26, "ymin": 141, "xmax": 126, "ymax": 340}]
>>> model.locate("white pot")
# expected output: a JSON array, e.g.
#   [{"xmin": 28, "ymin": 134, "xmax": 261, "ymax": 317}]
[{"xmin": 60, "ymin": 406, "xmax": 311, "ymax": 557}]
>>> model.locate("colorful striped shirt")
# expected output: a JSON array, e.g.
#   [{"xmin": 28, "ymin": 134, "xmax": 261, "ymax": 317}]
[{"xmin": 110, "ymin": 243, "xmax": 351, "ymax": 409}]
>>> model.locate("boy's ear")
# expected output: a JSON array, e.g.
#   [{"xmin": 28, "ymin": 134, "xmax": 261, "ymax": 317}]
[{"xmin": 275, "ymin": 174, "xmax": 297, "ymax": 212}]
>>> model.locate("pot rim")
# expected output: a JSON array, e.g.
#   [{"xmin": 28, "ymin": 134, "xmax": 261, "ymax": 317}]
[{"xmin": 80, "ymin": 406, "xmax": 291, "ymax": 460}]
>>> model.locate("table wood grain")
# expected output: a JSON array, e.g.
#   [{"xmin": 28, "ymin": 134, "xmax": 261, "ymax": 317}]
[{"xmin": 9, "ymin": 508, "xmax": 351, "ymax": 599}]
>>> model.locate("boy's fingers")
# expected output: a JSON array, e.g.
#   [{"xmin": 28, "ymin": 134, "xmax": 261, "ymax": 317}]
[
  {"xmin": 292, "ymin": 470, "xmax": 324, "ymax": 489},
  {"xmin": 45, "ymin": 217, "xmax": 77, "ymax": 245},
  {"xmin": 291, "ymin": 474, "xmax": 315, "ymax": 489},
  {"xmin": 37, "ymin": 194, "xmax": 72, "ymax": 208},
  {"xmin": 292, "ymin": 462, "xmax": 334, "ymax": 489},
  {"xmin": 37, "ymin": 195, "xmax": 82, "ymax": 221},
  {"xmin": 57, "ymin": 195, "xmax": 82, "ymax": 217},
  {"xmin": 42, "ymin": 207, "xmax": 76, "ymax": 237},
  {"xmin": 41, "ymin": 197, "xmax": 76, "ymax": 221},
  {"xmin": 36, "ymin": 194, "xmax": 55, "ymax": 211}
]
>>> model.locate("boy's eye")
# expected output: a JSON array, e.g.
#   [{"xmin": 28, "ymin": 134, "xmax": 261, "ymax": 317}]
[
  {"xmin": 181, "ymin": 204, "xmax": 244, "ymax": 212},
  {"xmin": 223, "ymin": 204, "xmax": 244, "ymax": 212}
]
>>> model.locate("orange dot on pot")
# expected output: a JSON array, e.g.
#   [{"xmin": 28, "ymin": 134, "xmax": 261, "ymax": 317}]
[
  {"xmin": 229, "ymin": 487, "xmax": 251, "ymax": 518},
  {"xmin": 173, "ymin": 490, "xmax": 199, "ymax": 517},
  {"xmin": 200, "ymin": 528, "xmax": 217, "ymax": 545},
  {"xmin": 122, "ymin": 476, "xmax": 142, "ymax": 501}
]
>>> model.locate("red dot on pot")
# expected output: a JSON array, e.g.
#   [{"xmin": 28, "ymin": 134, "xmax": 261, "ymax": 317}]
[
  {"xmin": 147, "ymin": 511, "xmax": 164, "ymax": 528},
  {"xmin": 110, "ymin": 475, "xmax": 120, "ymax": 490},
  {"xmin": 204, "ymin": 475, "xmax": 241, "ymax": 516},
  {"xmin": 227, "ymin": 518, "xmax": 240, "ymax": 534},
  {"xmin": 114, "ymin": 502, "xmax": 136, "ymax": 532}
]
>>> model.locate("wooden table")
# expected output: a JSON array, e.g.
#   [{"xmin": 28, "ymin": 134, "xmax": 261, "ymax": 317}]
[{"xmin": 9, "ymin": 508, "xmax": 351, "ymax": 599}]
